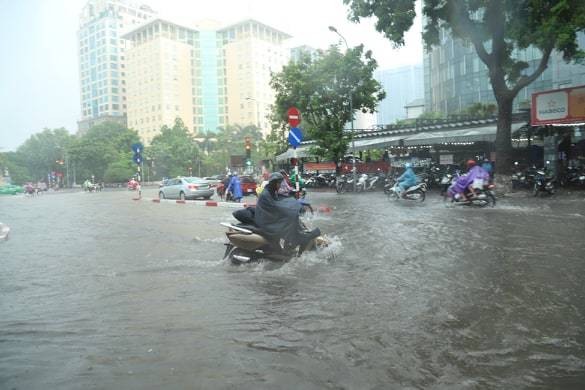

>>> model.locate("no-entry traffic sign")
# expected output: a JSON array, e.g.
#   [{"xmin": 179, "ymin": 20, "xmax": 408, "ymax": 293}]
[{"xmin": 287, "ymin": 107, "xmax": 301, "ymax": 127}]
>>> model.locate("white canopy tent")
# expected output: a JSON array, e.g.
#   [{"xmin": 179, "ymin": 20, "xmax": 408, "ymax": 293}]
[
  {"xmin": 275, "ymin": 146, "xmax": 312, "ymax": 162},
  {"xmin": 403, "ymin": 123, "xmax": 526, "ymax": 146},
  {"xmin": 351, "ymin": 135, "xmax": 404, "ymax": 151}
]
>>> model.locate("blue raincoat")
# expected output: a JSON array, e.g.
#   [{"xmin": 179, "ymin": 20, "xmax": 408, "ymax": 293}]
[
  {"xmin": 227, "ymin": 175, "xmax": 243, "ymax": 200},
  {"xmin": 397, "ymin": 167, "xmax": 417, "ymax": 190}
]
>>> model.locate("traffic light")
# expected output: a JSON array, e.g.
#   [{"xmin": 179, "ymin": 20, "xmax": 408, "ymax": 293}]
[{"xmin": 244, "ymin": 137, "xmax": 252, "ymax": 159}]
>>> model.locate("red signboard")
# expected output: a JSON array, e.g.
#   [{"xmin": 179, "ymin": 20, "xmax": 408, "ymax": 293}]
[
  {"xmin": 341, "ymin": 161, "xmax": 390, "ymax": 174},
  {"xmin": 303, "ymin": 162, "xmax": 336, "ymax": 173},
  {"xmin": 287, "ymin": 107, "xmax": 301, "ymax": 127},
  {"xmin": 531, "ymin": 84, "xmax": 585, "ymax": 126}
]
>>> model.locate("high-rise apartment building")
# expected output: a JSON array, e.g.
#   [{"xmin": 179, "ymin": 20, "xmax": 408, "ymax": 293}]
[
  {"xmin": 374, "ymin": 64, "xmax": 424, "ymax": 124},
  {"xmin": 423, "ymin": 29, "xmax": 585, "ymax": 115},
  {"xmin": 220, "ymin": 20, "xmax": 291, "ymax": 137},
  {"xmin": 123, "ymin": 19, "xmax": 227, "ymax": 144},
  {"xmin": 77, "ymin": 0, "xmax": 156, "ymax": 133}
]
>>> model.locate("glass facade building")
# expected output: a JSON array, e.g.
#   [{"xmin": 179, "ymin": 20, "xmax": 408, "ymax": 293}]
[
  {"xmin": 77, "ymin": 0, "xmax": 156, "ymax": 132},
  {"xmin": 424, "ymin": 29, "xmax": 585, "ymax": 115},
  {"xmin": 374, "ymin": 64, "xmax": 424, "ymax": 124}
]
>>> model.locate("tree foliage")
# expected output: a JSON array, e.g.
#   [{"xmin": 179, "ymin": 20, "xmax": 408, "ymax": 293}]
[
  {"xmin": 12, "ymin": 128, "xmax": 74, "ymax": 182},
  {"xmin": 344, "ymin": 0, "xmax": 585, "ymax": 172},
  {"xmin": 148, "ymin": 118, "xmax": 200, "ymax": 178},
  {"xmin": 270, "ymin": 46, "xmax": 385, "ymax": 167},
  {"xmin": 68, "ymin": 121, "xmax": 140, "ymax": 182}
]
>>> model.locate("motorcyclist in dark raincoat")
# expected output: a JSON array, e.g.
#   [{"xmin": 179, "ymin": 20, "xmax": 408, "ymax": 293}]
[{"xmin": 254, "ymin": 172, "xmax": 320, "ymax": 248}]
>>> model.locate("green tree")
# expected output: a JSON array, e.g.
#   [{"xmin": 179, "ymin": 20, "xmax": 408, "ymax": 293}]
[
  {"xmin": 344, "ymin": 0, "xmax": 585, "ymax": 173},
  {"xmin": 148, "ymin": 118, "xmax": 200, "ymax": 178},
  {"xmin": 461, "ymin": 103, "xmax": 498, "ymax": 117},
  {"xmin": 270, "ymin": 46, "xmax": 385, "ymax": 168},
  {"xmin": 0, "ymin": 151, "xmax": 32, "ymax": 184},
  {"xmin": 68, "ymin": 121, "xmax": 140, "ymax": 182},
  {"xmin": 15, "ymin": 128, "xmax": 74, "ymax": 181},
  {"xmin": 103, "ymin": 154, "xmax": 135, "ymax": 183}
]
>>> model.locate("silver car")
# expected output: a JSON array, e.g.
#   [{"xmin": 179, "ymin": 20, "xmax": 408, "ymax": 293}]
[{"xmin": 158, "ymin": 177, "xmax": 214, "ymax": 200}]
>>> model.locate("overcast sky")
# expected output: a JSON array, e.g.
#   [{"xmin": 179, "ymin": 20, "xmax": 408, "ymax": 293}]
[{"xmin": 0, "ymin": 0, "xmax": 422, "ymax": 151}]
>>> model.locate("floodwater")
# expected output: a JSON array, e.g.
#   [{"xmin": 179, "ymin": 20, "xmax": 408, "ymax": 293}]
[{"xmin": 1, "ymin": 189, "xmax": 585, "ymax": 389}]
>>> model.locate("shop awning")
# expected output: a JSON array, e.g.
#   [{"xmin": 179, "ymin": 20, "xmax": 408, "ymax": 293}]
[
  {"xmin": 352, "ymin": 135, "xmax": 404, "ymax": 151},
  {"xmin": 403, "ymin": 122, "xmax": 526, "ymax": 146},
  {"xmin": 275, "ymin": 145, "xmax": 312, "ymax": 162}
]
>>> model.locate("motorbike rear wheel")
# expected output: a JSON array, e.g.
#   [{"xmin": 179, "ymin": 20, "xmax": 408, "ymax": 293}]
[{"xmin": 415, "ymin": 190, "xmax": 426, "ymax": 202}]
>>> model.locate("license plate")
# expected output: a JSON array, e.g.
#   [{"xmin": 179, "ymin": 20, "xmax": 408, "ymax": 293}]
[{"xmin": 247, "ymin": 189, "xmax": 253, "ymax": 192}]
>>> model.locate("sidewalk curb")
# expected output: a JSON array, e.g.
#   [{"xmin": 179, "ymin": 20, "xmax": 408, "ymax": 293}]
[{"xmin": 137, "ymin": 197, "xmax": 252, "ymax": 208}]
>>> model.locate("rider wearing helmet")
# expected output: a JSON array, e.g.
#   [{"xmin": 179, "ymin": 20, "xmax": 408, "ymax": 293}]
[
  {"xmin": 396, "ymin": 163, "xmax": 417, "ymax": 198},
  {"xmin": 255, "ymin": 172, "xmax": 320, "ymax": 248},
  {"xmin": 449, "ymin": 159, "xmax": 490, "ymax": 202}
]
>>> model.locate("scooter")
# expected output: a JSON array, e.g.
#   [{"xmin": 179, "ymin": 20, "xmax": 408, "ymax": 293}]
[
  {"xmin": 356, "ymin": 174, "xmax": 368, "ymax": 192},
  {"xmin": 533, "ymin": 170, "xmax": 555, "ymax": 196},
  {"xmin": 448, "ymin": 182, "xmax": 496, "ymax": 207},
  {"xmin": 336, "ymin": 174, "xmax": 355, "ymax": 193},
  {"xmin": 221, "ymin": 208, "xmax": 328, "ymax": 264},
  {"xmin": 387, "ymin": 182, "xmax": 427, "ymax": 202}
]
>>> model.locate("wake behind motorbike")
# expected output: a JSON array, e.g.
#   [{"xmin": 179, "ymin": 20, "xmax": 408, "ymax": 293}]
[{"xmin": 387, "ymin": 181, "xmax": 427, "ymax": 202}]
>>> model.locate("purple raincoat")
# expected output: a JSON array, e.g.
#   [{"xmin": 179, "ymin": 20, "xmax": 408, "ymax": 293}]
[{"xmin": 449, "ymin": 166, "xmax": 490, "ymax": 195}]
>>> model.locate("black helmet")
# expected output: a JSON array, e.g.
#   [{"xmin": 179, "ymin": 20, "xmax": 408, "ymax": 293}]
[{"xmin": 268, "ymin": 172, "xmax": 284, "ymax": 183}]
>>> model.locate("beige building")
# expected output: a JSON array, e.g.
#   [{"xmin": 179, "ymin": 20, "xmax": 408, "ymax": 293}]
[
  {"xmin": 123, "ymin": 19, "xmax": 228, "ymax": 144},
  {"xmin": 220, "ymin": 20, "xmax": 291, "ymax": 136}
]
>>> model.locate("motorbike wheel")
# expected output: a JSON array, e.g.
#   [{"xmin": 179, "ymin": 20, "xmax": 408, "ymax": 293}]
[
  {"xmin": 533, "ymin": 184, "xmax": 539, "ymax": 197},
  {"xmin": 336, "ymin": 183, "xmax": 345, "ymax": 194},
  {"xmin": 416, "ymin": 190, "xmax": 426, "ymax": 202}
]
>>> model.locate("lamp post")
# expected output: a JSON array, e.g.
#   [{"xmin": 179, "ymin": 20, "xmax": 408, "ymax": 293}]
[{"xmin": 328, "ymin": 26, "xmax": 356, "ymax": 191}]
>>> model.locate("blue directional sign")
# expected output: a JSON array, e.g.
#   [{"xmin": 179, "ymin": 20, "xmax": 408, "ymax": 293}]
[
  {"xmin": 131, "ymin": 142, "xmax": 144, "ymax": 154},
  {"xmin": 288, "ymin": 127, "xmax": 303, "ymax": 148},
  {"xmin": 133, "ymin": 154, "xmax": 142, "ymax": 164}
]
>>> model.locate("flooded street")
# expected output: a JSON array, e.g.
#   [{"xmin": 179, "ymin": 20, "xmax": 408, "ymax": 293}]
[{"xmin": 1, "ymin": 189, "xmax": 585, "ymax": 389}]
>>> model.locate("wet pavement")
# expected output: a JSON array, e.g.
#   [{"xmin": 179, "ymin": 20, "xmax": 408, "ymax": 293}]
[{"xmin": 1, "ymin": 189, "xmax": 585, "ymax": 389}]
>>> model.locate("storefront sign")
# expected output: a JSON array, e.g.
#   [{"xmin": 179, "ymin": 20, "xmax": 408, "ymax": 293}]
[
  {"xmin": 303, "ymin": 162, "xmax": 336, "ymax": 173},
  {"xmin": 439, "ymin": 154, "xmax": 453, "ymax": 165},
  {"xmin": 532, "ymin": 85, "xmax": 585, "ymax": 126}
]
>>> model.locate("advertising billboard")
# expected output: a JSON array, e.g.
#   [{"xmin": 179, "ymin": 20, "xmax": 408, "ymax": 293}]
[{"xmin": 531, "ymin": 85, "xmax": 585, "ymax": 126}]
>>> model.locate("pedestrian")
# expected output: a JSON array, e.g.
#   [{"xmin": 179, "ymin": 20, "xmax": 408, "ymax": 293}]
[{"xmin": 227, "ymin": 173, "xmax": 243, "ymax": 202}]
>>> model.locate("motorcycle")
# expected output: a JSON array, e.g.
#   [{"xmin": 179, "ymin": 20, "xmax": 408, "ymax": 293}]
[
  {"xmin": 387, "ymin": 181, "xmax": 427, "ymax": 202},
  {"xmin": 448, "ymin": 182, "xmax": 496, "ymax": 207},
  {"xmin": 365, "ymin": 170, "xmax": 384, "ymax": 191},
  {"xmin": 356, "ymin": 174, "xmax": 368, "ymax": 192},
  {"xmin": 221, "ymin": 207, "xmax": 328, "ymax": 264},
  {"xmin": 533, "ymin": 169, "xmax": 555, "ymax": 196},
  {"xmin": 336, "ymin": 174, "xmax": 355, "ymax": 193}
]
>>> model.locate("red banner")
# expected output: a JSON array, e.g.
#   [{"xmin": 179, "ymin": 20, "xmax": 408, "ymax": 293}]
[{"xmin": 303, "ymin": 162, "xmax": 336, "ymax": 173}]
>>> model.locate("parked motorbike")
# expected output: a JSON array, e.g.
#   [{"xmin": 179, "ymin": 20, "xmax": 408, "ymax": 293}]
[
  {"xmin": 365, "ymin": 171, "xmax": 384, "ymax": 191},
  {"xmin": 336, "ymin": 174, "xmax": 355, "ymax": 193},
  {"xmin": 221, "ymin": 207, "xmax": 327, "ymax": 264},
  {"xmin": 533, "ymin": 169, "xmax": 556, "ymax": 196},
  {"xmin": 387, "ymin": 182, "xmax": 427, "ymax": 202},
  {"xmin": 356, "ymin": 174, "xmax": 368, "ymax": 192}
]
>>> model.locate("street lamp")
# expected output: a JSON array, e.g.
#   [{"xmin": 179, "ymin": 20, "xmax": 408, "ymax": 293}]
[{"xmin": 328, "ymin": 26, "xmax": 356, "ymax": 191}]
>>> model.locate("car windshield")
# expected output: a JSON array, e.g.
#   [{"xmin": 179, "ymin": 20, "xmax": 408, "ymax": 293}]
[{"xmin": 182, "ymin": 177, "xmax": 207, "ymax": 184}]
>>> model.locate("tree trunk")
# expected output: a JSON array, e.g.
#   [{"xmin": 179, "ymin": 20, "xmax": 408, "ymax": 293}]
[{"xmin": 495, "ymin": 97, "xmax": 514, "ymax": 175}]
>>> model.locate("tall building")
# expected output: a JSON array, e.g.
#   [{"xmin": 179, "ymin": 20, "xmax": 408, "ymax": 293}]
[
  {"xmin": 374, "ymin": 64, "xmax": 424, "ymax": 124},
  {"xmin": 423, "ymin": 29, "xmax": 585, "ymax": 115},
  {"xmin": 77, "ymin": 0, "xmax": 156, "ymax": 133},
  {"xmin": 220, "ymin": 20, "xmax": 291, "ymax": 136},
  {"xmin": 123, "ymin": 19, "xmax": 227, "ymax": 144}
]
